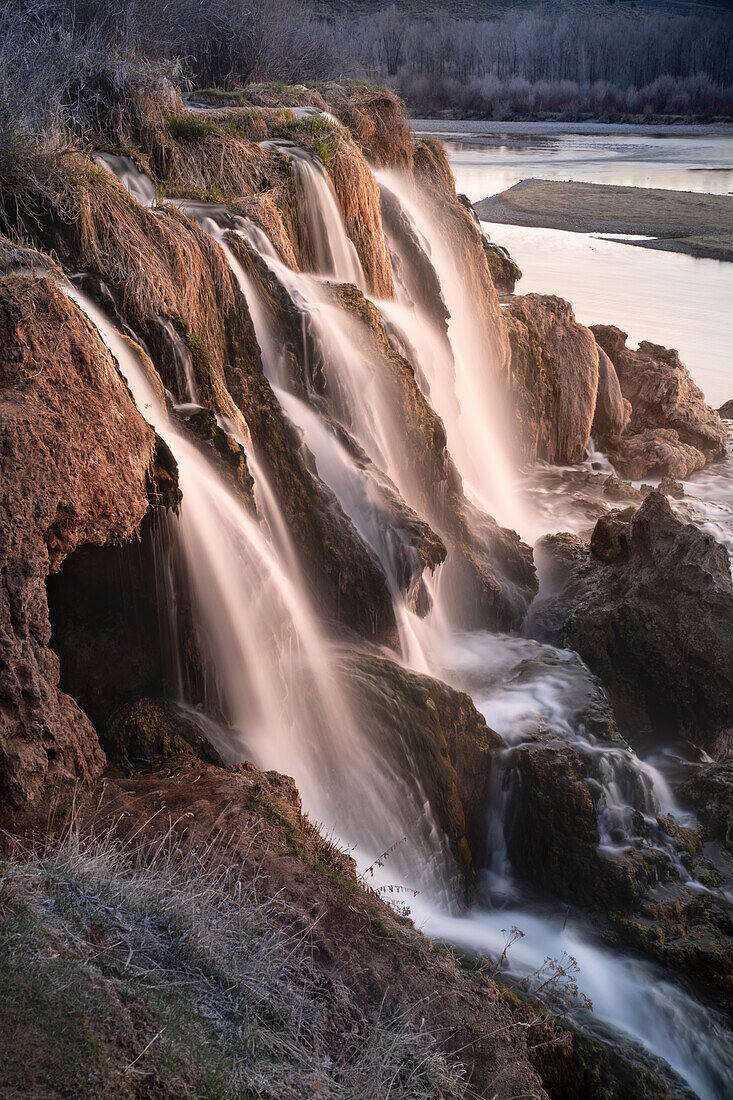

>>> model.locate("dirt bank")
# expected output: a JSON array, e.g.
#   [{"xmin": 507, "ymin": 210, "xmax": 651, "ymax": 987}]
[{"xmin": 474, "ymin": 178, "xmax": 733, "ymax": 261}]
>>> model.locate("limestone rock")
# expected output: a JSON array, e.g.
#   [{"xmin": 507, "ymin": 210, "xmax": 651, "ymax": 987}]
[
  {"xmin": 104, "ymin": 697, "xmax": 222, "ymax": 770},
  {"xmin": 505, "ymin": 294, "xmax": 600, "ymax": 465},
  {"xmin": 0, "ymin": 277, "xmax": 154, "ymax": 806},
  {"xmin": 592, "ymin": 344, "xmax": 631, "ymax": 442},
  {"xmin": 340, "ymin": 650, "xmax": 502, "ymax": 888},
  {"xmin": 592, "ymin": 325, "xmax": 726, "ymax": 478},
  {"xmin": 680, "ymin": 759, "xmax": 733, "ymax": 853},
  {"xmin": 539, "ymin": 492, "xmax": 733, "ymax": 759},
  {"xmin": 482, "ymin": 238, "xmax": 522, "ymax": 294}
]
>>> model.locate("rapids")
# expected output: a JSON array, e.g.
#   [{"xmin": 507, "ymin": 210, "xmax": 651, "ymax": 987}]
[{"xmin": 80, "ymin": 149, "xmax": 733, "ymax": 1097}]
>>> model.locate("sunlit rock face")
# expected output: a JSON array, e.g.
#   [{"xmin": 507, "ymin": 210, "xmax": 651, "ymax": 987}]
[
  {"xmin": 505, "ymin": 293, "xmax": 600, "ymax": 465},
  {"xmin": 592, "ymin": 324, "xmax": 727, "ymax": 478},
  {"xmin": 0, "ymin": 277, "xmax": 154, "ymax": 806}
]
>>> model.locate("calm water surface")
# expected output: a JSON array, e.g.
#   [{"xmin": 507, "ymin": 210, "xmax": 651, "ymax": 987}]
[{"xmin": 439, "ymin": 128, "xmax": 733, "ymax": 406}]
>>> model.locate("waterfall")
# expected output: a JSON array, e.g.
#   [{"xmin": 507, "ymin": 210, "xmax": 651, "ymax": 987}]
[
  {"xmin": 261, "ymin": 140, "xmax": 365, "ymax": 290},
  {"xmin": 376, "ymin": 171, "xmax": 522, "ymax": 533},
  {"xmin": 63, "ymin": 283, "xmax": 455, "ymax": 900},
  {"xmin": 87, "ymin": 149, "xmax": 733, "ymax": 1097}
]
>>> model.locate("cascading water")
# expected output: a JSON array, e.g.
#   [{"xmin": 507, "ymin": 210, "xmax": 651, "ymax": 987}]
[
  {"xmin": 376, "ymin": 171, "xmax": 521, "ymax": 532},
  {"xmin": 93, "ymin": 152, "xmax": 157, "ymax": 206},
  {"xmin": 93, "ymin": 149, "xmax": 733, "ymax": 1097},
  {"xmin": 262, "ymin": 140, "xmax": 365, "ymax": 290},
  {"xmin": 63, "ymin": 283, "xmax": 456, "ymax": 900}
]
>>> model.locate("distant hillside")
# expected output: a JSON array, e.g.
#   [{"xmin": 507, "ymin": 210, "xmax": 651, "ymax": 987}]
[{"xmin": 317, "ymin": 0, "xmax": 732, "ymax": 15}]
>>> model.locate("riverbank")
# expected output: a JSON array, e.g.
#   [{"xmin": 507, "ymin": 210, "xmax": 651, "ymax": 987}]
[
  {"xmin": 474, "ymin": 179, "xmax": 733, "ymax": 261},
  {"xmin": 411, "ymin": 119, "xmax": 733, "ymax": 140}
]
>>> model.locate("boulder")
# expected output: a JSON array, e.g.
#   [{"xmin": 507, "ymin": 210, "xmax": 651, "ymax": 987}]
[
  {"xmin": 504, "ymin": 730, "xmax": 674, "ymax": 912},
  {"xmin": 339, "ymin": 650, "xmax": 502, "ymax": 887},
  {"xmin": 103, "ymin": 697, "xmax": 223, "ymax": 770},
  {"xmin": 591, "ymin": 344, "xmax": 631, "ymax": 442},
  {"xmin": 0, "ymin": 277, "xmax": 154, "ymax": 807},
  {"xmin": 719, "ymin": 399, "xmax": 733, "ymax": 419},
  {"xmin": 679, "ymin": 759, "xmax": 733, "ymax": 853},
  {"xmin": 505, "ymin": 294, "xmax": 600, "ymax": 465},
  {"xmin": 482, "ymin": 239, "xmax": 522, "ymax": 294},
  {"xmin": 602, "ymin": 427, "xmax": 706, "ymax": 480},
  {"xmin": 538, "ymin": 492, "xmax": 733, "ymax": 759},
  {"xmin": 592, "ymin": 325, "xmax": 726, "ymax": 478}
]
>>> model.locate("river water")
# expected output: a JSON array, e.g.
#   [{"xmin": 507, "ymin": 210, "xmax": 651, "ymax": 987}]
[{"xmin": 424, "ymin": 124, "xmax": 733, "ymax": 407}]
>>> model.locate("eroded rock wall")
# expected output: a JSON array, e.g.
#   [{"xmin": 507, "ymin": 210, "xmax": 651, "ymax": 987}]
[{"xmin": 0, "ymin": 277, "xmax": 154, "ymax": 805}]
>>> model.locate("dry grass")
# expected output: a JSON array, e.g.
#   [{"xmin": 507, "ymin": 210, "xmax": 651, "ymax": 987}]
[
  {"xmin": 331, "ymin": 138, "xmax": 395, "ymax": 298},
  {"xmin": 230, "ymin": 190, "xmax": 300, "ymax": 269},
  {"xmin": 318, "ymin": 82, "xmax": 415, "ymax": 171},
  {"xmin": 0, "ymin": 811, "xmax": 470, "ymax": 1099},
  {"xmin": 154, "ymin": 110, "xmax": 277, "ymax": 196},
  {"xmin": 244, "ymin": 82, "xmax": 329, "ymax": 111},
  {"xmin": 62, "ymin": 160, "xmax": 249, "ymax": 429},
  {"xmin": 0, "ymin": 233, "xmax": 59, "ymax": 275}
]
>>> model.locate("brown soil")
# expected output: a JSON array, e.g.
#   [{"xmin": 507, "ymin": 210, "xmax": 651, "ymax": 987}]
[{"xmin": 0, "ymin": 764, "xmax": 547, "ymax": 1100}]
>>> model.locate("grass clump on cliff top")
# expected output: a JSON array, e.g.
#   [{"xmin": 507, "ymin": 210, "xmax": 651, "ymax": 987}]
[
  {"xmin": 0, "ymin": 816, "xmax": 470, "ymax": 1099},
  {"xmin": 167, "ymin": 114, "xmax": 215, "ymax": 143},
  {"xmin": 274, "ymin": 113, "xmax": 343, "ymax": 172}
]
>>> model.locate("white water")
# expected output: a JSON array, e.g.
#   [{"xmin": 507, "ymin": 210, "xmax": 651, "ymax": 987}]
[
  {"xmin": 418, "ymin": 900, "xmax": 733, "ymax": 1100},
  {"xmin": 156, "ymin": 318, "xmax": 200, "ymax": 404},
  {"xmin": 85, "ymin": 151, "xmax": 733, "ymax": 1096},
  {"xmin": 261, "ymin": 139, "xmax": 365, "ymax": 289},
  {"xmin": 93, "ymin": 152, "xmax": 157, "ymax": 206},
  {"xmin": 63, "ymin": 283, "xmax": 453, "ymax": 898},
  {"xmin": 377, "ymin": 170, "xmax": 522, "ymax": 533}
]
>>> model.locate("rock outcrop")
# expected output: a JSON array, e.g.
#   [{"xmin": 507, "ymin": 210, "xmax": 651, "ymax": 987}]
[
  {"xmin": 592, "ymin": 325, "xmax": 726, "ymax": 478},
  {"xmin": 482, "ymin": 238, "xmax": 522, "ymax": 294},
  {"xmin": 78, "ymin": 763, "xmax": 548, "ymax": 1099},
  {"xmin": 538, "ymin": 492, "xmax": 733, "ymax": 759},
  {"xmin": 680, "ymin": 759, "xmax": 733, "ymax": 853},
  {"xmin": 0, "ymin": 277, "xmax": 154, "ymax": 806},
  {"xmin": 340, "ymin": 650, "xmax": 502, "ymax": 885},
  {"xmin": 591, "ymin": 345, "xmax": 631, "ymax": 442},
  {"xmin": 505, "ymin": 294, "xmax": 600, "ymax": 465},
  {"xmin": 104, "ymin": 697, "xmax": 223, "ymax": 770}
]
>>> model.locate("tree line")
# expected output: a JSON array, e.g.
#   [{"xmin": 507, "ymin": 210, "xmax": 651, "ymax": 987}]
[{"xmin": 2, "ymin": 0, "xmax": 732, "ymax": 122}]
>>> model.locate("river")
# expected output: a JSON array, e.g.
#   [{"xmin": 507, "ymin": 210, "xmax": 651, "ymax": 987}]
[{"xmin": 416, "ymin": 123, "xmax": 733, "ymax": 408}]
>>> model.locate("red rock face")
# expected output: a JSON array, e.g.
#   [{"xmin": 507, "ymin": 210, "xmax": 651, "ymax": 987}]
[
  {"xmin": 592, "ymin": 324, "xmax": 727, "ymax": 478},
  {"xmin": 0, "ymin": 277, "xmax": 154, "ymax": 807}
]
